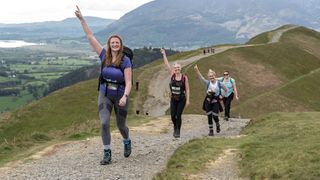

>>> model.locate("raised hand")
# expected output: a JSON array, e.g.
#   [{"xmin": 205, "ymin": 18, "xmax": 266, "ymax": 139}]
[
  {"xmin": 75, "ymin": 5, "xmax": 84, "ymax": 20},
  {"xmin": 194, "ymin": 64, "xmax": 198, "ymax": 71},
  {"xmin": 160, "ymin": 48, "xmax": 166, "ymax": 56}
]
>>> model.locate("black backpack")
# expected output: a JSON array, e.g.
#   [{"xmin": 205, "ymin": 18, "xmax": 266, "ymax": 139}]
[{"xmin": 97, "ymin": 46, "xmax": 134, "ymax": 94}]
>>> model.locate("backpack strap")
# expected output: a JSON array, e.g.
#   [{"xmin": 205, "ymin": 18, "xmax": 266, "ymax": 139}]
[{"xmin": 218, "ymin": 81, "xmax": 222, "ymax": 96}]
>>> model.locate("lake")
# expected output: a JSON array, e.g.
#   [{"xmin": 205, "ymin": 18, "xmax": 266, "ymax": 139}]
[{"xmin": 0, "ymin": 40, "xmax": 44, "ymax": 48}]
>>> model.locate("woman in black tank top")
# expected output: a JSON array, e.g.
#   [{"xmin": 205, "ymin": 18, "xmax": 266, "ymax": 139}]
[{"xmin": 161, "ymin": 48, "xmax": 190, "ymax": 138}]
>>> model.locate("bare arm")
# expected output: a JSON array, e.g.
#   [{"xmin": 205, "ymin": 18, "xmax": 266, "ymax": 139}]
[
  {"xmin": 185, "ymin": 76, "xmax": 190, "ymax": 106},
  {"xmin": 232, "ymin": 80, "xmax": 239, "ymax": 100},
  {"xmin": 193, "ymin": 64, "xmax": 207, "ymax": 85},
  {"xmin": 160, "ymin": 48, "xmax": 172, "ymax": 75},
  {"xmin": 75, "ymin": 6, "xmax": 103, "ymax": 55},
  {"xmin": 119, "ymin": 67, "xmax": 132, "ymax": 106}
]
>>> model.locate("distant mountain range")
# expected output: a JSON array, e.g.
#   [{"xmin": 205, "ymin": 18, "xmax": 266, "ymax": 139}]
[
  {"xmin": 0, "ymin": 17, "xmax": 114, "ymax": 41},
  {"xmin": 1, "ymin": 0, "xmax": 320, "ymax": 49},
  {"xmin": 94, "ymin": 0, "xmax": 320, "ymax": 49}
]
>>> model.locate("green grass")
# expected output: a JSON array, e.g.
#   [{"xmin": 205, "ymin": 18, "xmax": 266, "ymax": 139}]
[
  {"xmin": 239, "ymin": 112, "xmax": 320, "ymax": 179},
  {"xmin": 183, "ymin": 27, "xmax": 320, "ymax": 118},
  {"xmin": 0, "ymin": 47, "xmax": 200, "ymax": 165},
  {"xmin": 0, "ymin": 91, "xmax": 33, "ymax": 112},
  {"xmin": 133, "ymin": 49, "xmax": 200, "ymax": 114},
  {"xmin": 247, "ymin": 25, "xmax": 296, "ymax": 44},
  {"xmin": 154, "ymin": 138, "xmax": 240, "ymax": 179},
  {"xmin": 155, "ymin": 112, "xmax": 320, "ymax": 179},
  {"xmin": 0, "ymin": 79, "xmax": 150, "ymax": 165},
  {"xmin": 0, "ymin": 76, "xmax": 10, "ymax": 83}
]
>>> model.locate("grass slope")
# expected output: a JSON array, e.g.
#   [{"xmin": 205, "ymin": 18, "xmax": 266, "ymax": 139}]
[
  {"xmin": 0, "ymin": 49, "xmax": 199, "ymax": 165},
  {"xmin": 155, "ymin": 112, "xmax": 320, "ymax": 179},
  {"xmin": 183, "ymin": 26, "xmax": 320, "ymax": 118}
]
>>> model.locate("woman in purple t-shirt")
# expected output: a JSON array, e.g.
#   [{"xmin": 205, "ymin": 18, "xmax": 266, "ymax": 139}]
[{"xmin": 75, "ymin": 6, "xmax": 132, "ymax": 165}]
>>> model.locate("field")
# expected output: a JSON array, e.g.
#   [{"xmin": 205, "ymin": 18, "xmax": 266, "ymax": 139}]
[{"xmin": 0, "ymin": 42, "xmax": 97, "ymax": 112}]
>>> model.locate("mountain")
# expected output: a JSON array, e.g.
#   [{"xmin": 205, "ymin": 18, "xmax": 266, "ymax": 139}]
[
  {"xmin": 0, "ymin": 17, "xmax": 115, "ymax": 41},
  {"xmin": 95, "ymin": 0, "xmax": 320, "ymax": 49}
]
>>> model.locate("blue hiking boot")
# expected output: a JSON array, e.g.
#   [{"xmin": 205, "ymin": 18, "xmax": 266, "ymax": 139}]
[
  {"xmin": 123, "ymin": 139, "xmax": 131, "ymax": 158},
  {"xmin": 100, "ymin": 149, "xmax": 111, "ymax": 165}
]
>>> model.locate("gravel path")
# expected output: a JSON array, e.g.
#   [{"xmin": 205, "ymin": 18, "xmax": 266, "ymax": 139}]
[
  {"xmin": 0, "ymin": 115, "xmax": 249, "ymax": 180},
  {"xmin": 143, "ymin": 46, "xmax": 253, "ymax": 117},
  {"xmin": 269, "ymin": 25, "xmax": 299, "ymax": 43}
]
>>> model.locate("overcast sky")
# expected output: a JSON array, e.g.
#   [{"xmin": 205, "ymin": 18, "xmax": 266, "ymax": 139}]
[{"xmin": 0, "ymin": 0, "xmax": 154, "ymax": 24}]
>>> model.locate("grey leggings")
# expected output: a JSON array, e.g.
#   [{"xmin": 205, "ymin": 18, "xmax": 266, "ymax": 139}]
[{"xmin": 98, "ymin": 91, "xmax": 129, "ymax": 146}]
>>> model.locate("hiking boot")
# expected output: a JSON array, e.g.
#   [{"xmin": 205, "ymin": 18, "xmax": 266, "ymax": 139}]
[
  {"xmin": 216, "ymin": 123, "xmax": 221, "ymax": 133},
  {"xmin": 123, "ymin": 139, "xmax": 131, "ymax": 158},
  {"xmin": 100, "ymin": 149, "xmax": 111, "ymax": 165},
  {"xmin": 224, "ymin": 117, "xmax": 229, "ymax": 121},
  {"xmin": 208, "ymin": 129, "xmax": 214, "ymax": 136},
  {"xmin": 174, "ymin": 129, "xmax": 180, "ymax": 138}
]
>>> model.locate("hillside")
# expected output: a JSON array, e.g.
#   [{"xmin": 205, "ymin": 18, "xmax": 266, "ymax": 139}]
[
  {"xmin": 95, "ymin": 0, "xmax": 320, "ymax": 49},
  {"xmin": 0, "ymin": 17, "xmax": 114, "ymax": 41},
  {"xmin": 183, "ymin": 26, "xmax": 320, "ymax": 118},
  {"xmin": 1, "ymin": 25, "xmax": 320, "ymax": 179},
  {"xmin": 0, "ymin": 49, "xmax": 195, "ymax": 165}
]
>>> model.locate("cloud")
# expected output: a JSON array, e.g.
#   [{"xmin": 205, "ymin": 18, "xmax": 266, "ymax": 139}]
[{"xmin": 0, "ymin": 0, "xmax": 153, "ymax": 24}]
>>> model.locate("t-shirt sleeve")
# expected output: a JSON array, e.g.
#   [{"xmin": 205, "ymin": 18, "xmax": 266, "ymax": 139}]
[
  {"xmin": 99, "ymin": 48, "xmax": 106, "ymax": 61},
  {"xmin": 122, "ymin": 56, "xmax": 132, "ymax": 69}
]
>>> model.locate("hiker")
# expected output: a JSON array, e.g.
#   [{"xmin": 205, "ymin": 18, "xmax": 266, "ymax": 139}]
[
  {"xmin": 217, "ymin": 71, "xmax": 239, "ymax": 121},
  {"xmin": 194, "ymin": 65, "xmax": 227, "ymax": 136},
  {"xmin": 75, "ymin": 6, "xmax": 132, "ymax": 165},
  {"xmin": 160, "ymin": 48, "xmax": 190, "ymax": 138}
]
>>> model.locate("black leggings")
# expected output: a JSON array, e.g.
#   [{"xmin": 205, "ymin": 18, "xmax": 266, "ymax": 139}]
[
  {"xmin": 223, "ymin": 92, "xmax": 234, "ymax": 118},
  {"xmin": 170, "ymin": 97, "xmax": 186, "ymax": 131},
  {"xmin": 204, "ymin": 96, "xmax": 220, "ymax": 128}
]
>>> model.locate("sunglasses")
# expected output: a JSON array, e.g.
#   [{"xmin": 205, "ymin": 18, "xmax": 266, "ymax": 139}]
[{"xmin": 223, "ymin": 74, "xmax": 229, "ymax": 76}]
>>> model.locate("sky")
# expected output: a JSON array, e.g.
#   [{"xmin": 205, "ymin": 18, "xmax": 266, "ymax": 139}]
[{"xmin": 0, "ymin": 0, "xmax": 154, "ymax": 24}]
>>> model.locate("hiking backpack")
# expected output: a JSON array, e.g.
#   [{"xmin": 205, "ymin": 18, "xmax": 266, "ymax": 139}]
[
  {"xmin": 206, "ymin": 80, "xmax": 222, "ymax": 96},
  {"xmin": 97, "ymin": 46, "xmax": 134, "ymax": 94}
]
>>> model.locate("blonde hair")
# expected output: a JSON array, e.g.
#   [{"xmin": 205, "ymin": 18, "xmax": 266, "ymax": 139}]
[
  {"xmin": 173, "ymin": 63, "xmax": 181, "ymax": 68},
  {"xmin": 207, "ymin": 69, "xmax": 216, "ymax": 76}
]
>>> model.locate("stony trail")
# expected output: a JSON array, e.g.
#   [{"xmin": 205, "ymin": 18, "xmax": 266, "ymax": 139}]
[{"xmin": 0, "ymin": 116, "xmax": 249, "ymax": 180}]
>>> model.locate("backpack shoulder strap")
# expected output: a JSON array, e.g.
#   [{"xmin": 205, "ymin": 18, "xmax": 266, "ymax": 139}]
[
  {"xmin": 218, "ymin": 81, "xmax": 222, "ymax": 95},
  {"xmin": 206, "ymin": 81, "xmax": 210, "ymax": 89}
]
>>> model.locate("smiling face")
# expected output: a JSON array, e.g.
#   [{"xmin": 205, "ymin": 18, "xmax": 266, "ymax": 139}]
[
  {"xmin": 173, "ymin": 63, "xmax": 181, "ymax": 74},
  {"xmin": 109, "ymin": 37, "xmax": 121, "ymax": 52},
  {"xmin": 223, "ymin": 71, "xmax": 229, "ymax": 79},
  {"xmin": 207, "ymin": 70, "xmax": 216, "ymax": 81}
]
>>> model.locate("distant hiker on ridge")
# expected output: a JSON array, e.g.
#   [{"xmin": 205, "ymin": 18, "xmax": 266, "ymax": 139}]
[
  {"xmin": 75, "ymin": 6, "xmax": 132, "ymax": 165},
  {"xmin": 160, "ymin": 48, "xmax": 190, "ymax": 138},
  {"xmin": 194, "ymin": 64, "xmax": 227, "ymax": 136}
]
